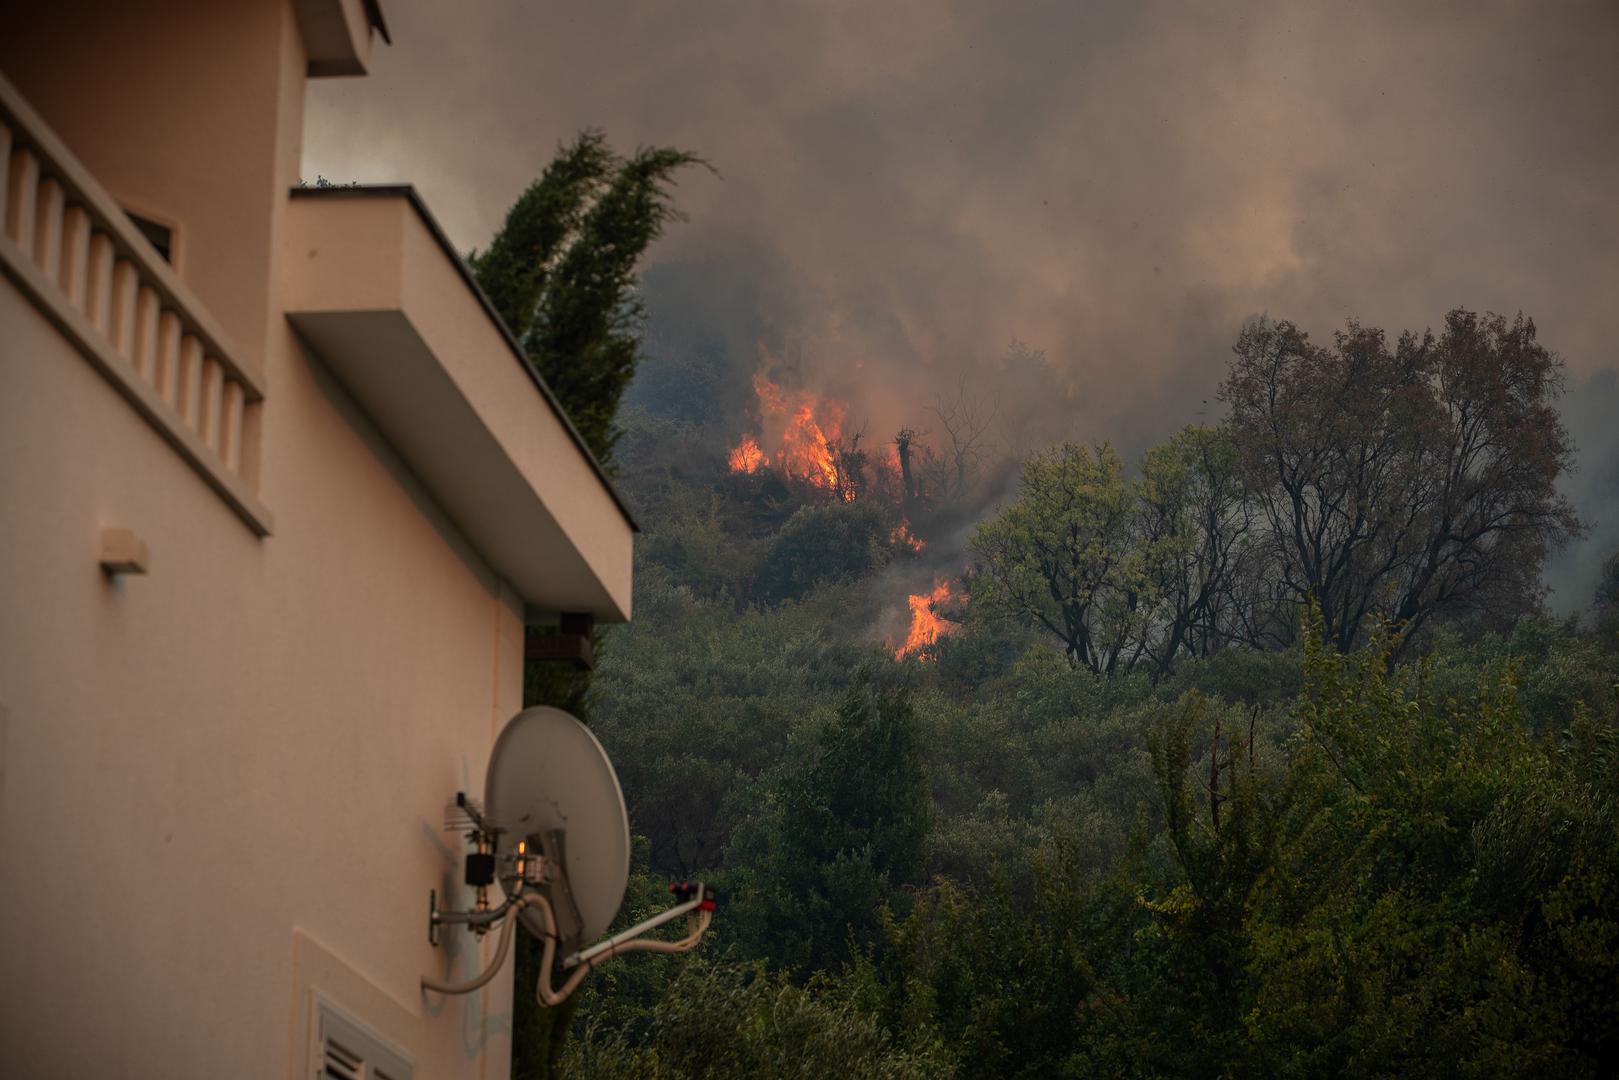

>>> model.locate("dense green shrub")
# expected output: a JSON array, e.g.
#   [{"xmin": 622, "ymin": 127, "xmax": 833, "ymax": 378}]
[
  {"xmin": 755, "ymin": 501, "xmax": 892, "ymax": 604},
  {"xmin": 564, "ymin": 958, "xmax": 952, "ymax": 1078}
]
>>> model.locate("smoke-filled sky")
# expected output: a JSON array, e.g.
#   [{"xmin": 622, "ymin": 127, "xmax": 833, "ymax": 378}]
[{"xmin": 303, "ymin": 0, "xmax": 1619, "ymax": 607}]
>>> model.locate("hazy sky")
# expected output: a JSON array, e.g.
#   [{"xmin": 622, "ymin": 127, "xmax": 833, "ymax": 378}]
[{"xmin": 304, "ymin": 0, "xmax": 1619, "ymax": 605}]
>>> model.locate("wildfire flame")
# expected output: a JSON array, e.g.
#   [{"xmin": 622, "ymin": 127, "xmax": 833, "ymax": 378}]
[
  {"xmin": 890, "ymin": 519, "xmax": 925, "ymax": 553},
  {"xmin": 728, "ymin": 372, "xmax": 851, "ymax": 498},
  {"xmin": 728, "ymin": 433, "xmax": 768, "ymax": 474},
  {"xmin": 881, "ymin": 442, "xmax": 904, "ymax": 480},
  {"xmin": 893, "ymin": 577, "xmax": 961, "ymax": 660}
]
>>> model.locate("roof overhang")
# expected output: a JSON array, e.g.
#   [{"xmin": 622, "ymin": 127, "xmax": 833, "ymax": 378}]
[
  {"xmin": 282, "ymin": 187, "xmax": 634, "ymax": 622},
  {"xmin": 293, "ymin": 0, "xmax": 389, "ymax": 77}
]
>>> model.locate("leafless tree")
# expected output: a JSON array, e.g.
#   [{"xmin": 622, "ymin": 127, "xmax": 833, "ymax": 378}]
[{"xmin": 927, "ymin": 374, "xmax": 1001, "ymax": 503}]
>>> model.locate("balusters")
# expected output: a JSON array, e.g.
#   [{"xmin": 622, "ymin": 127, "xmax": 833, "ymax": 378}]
[
  {"xmin": 237, "ymin": 399, "xmax": 262, "ymax": 489},
  {"xmin": 177, "ymin": 334, "xmax": 204, "ymax": 426},
  {"xmin": 85, "ymin": 231, "xmax": 113, "ymax": 333},
  {"xmin": 155, "ymin": 309, "xmax": 180, "ymax": 404},
  {"xmin": 60, "ymin": 204, "xmax": 90, "ymax": 307},
  {"xmin": 220, "ymin": 379, "xmax": 245, "ymax": 472},
  {"xmin": 0, "ymin": 122, "xmax": 10, "ymax": 219},
  {"xmin": 33, "ymin": 176, "xmax": 62, "ymax": 277},
  {"xmin": 5, "ymin": 145, "xmax": 37, "ymax": 250},
  {"xmin": 198, "ymin": 356, "xmax": 223, "ymax": 451},
  {"xmin": 0, "ymin": 124, "xmax": 263, "ymax": 500},
  {"xmin": 108, "ymin": 258, "xmax": 138, "ymax": 360},
  {"xmin": 132, "ymin": 284, "xmax": 159, "ymax": 380}
]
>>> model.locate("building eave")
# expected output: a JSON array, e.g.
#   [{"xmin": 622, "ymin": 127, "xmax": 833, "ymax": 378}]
[
  {"xmin": 282, "ymin": 188, "xmax": 636, "ymax": 621},
  {"xmin": 293, "ymin": 0, "xmax": 384, "ymax": 77},
  {"xmin": 289, "ymin": 185, "xmax": 638, "ymax": 533}
]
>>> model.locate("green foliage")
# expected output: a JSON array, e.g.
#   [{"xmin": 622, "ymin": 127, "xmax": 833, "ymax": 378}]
[
  {"xmin": 592, "ymin": 574, "xmax": 867, "ymax": 875},
  {"xmin": 780, "ymin": 675, "xmax": 932, "ymax": 888},
  {"xmin": 868, "ymin": 835, "xmax": 1158, "ymax": 1079},
  {"xmin": 756, "ymin": 500, "xmax": 891, "ymax": 605},
  {"xmin": 839, "ymin": 618, "xmax": 1619, "ymax": 1077},
  {"xmin": 472, "ymin": 131, "xmax": 706, "ymax": 463},
  {"xmin": 578, "ymin": 406, "xmax": 1619, "ymax": 1072},
  {"xmin": 966, "ymin": 429, "xmax": 1269, "ymax": 679},
  {"xmin": 577, "ymin": 553, "xmax": 1619, "ymax": 1075},
  {"xmin": 638, "ymin": 495, "xmax": 767, "ymax": 605},
  {"xmin": 1220, "ymin": 617, "xmax": 1619, "ymax": 1076},
  {"xmin": 733, "ymin": 674, "xmax": 932, "ymax": 973},
  {"xmin": 968, "ymin": 442, "xmax": 1138, "ymax": 672},
  {"xmin": 1416, "ymin": 616, "xmax": 1617, "ymax": 736},
  {"xmin": 926, "ymin": 612, "xmax": 1031, "ymax": 691},
  {"xmin": 549, "ymin": 293, "xmax": 1617, "ymax": 1074},
  {"xmin": 1160, "ymin": 644, "xmax": 1302, "ymax": 708},
  {"xmin": 564, "ymin": 958, "xmax": 952, "ymax": 1078},
  {"xmin": 1132, "ymin": 424, "xmax": 1257, "ymax": 667}
]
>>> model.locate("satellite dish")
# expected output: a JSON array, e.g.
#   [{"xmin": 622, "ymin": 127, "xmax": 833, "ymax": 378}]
[
  {"xmin": 483, "ymin": 706, "xmax": 630, "ymax": 953},
  {"xmin": 423, "ymin": 706, "xmax": 713, "ymax": 1004}
]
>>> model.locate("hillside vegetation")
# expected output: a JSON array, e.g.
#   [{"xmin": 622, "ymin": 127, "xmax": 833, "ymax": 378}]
[{"xmin": 538, "ymin": 311, "xmax": 1619, "ymax": 1078}]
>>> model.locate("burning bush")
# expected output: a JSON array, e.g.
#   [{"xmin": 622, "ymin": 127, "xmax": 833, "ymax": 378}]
[
  {"xmin": 728, "ymin": 373, "xmax": 857, "ymax": 499},
  {"xmin": 892, "ymin": 578, "xmax": 964, "ymax": 660}
]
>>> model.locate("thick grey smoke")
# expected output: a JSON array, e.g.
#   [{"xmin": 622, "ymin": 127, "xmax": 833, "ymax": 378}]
[
  {"xmin": 1546, "ymin": 369, "xmax": 1619, "ymax": 614},
  {"xmin": 304, "ymin": 0, "xmax": 1619, "ymax": 602}
]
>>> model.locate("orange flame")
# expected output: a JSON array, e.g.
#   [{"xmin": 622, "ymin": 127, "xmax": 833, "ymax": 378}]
[
  {"xmin": 733, "ymin": 371, "xmax": 851, "ymax": 497},
  {"xmin": 890, "ymin": 520, "xmax": 925, "ymax": 553},
  {"xmin": 728, "ymin": 432, "xmax": 768, "ymax": 474},
  {"xmin": 880, "ymin": 443, "xmax": 904, "ymax": 479},
  {"xmin": 893, "ymin": 578, "xmax": 961, "ymax": 659},
  {"xmin": 785, "ymin": 403, "xmax": 841, "ymax": 490}
]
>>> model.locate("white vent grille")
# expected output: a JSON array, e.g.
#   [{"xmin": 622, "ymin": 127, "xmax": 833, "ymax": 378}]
[{"xmin": 313, "ymin": 996, "xmax": 413, "ymax": 1080}]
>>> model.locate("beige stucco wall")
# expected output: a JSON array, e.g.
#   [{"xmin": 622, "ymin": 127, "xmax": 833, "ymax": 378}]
[
  {"xmin": 0, "ymin": 251, "xmax": 523, "ymax": 1080},
  {"xmin": 0, "ymin": 2, "xmax": 587, "ymax": 1077}
]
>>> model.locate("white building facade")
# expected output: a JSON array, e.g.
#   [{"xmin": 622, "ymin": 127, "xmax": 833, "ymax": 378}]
[{"xmin": 0, "ymin": 2, "xmax": 634, "ymax": 1076}]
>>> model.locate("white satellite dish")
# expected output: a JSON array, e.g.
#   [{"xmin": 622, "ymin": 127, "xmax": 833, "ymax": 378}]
[
  {"xmin": 422, "ymin": 706, "xmax": 713, "ymax": 1006},
  {"xmin": 484, "ymin": 706, "xmax": 630, "ymax": 951}
]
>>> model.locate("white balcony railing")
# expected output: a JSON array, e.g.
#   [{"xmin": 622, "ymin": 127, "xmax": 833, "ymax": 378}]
[{"xmin": 0, "ymin": 71, "xmax": 272, "ymax": 536}]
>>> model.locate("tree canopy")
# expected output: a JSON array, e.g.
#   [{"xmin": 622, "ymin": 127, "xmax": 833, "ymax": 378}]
[
  {"xmin": 1220, "ymin": 309, "xmax": 1581, "ymax": 652},
  {"xmin": 502, "ymin": 297, "xmax": 1616, "ymax": 1077},
  {"xmin": 965, "ymin": 311, "xmax": 1583, "ymax": 678},
  {"xmin": 472, "ymin": 130, "xmax": 707, "ymax": 465},
  {"xmin": 967, "ymin": 442, "xmax": 1138, "ymax": 673}
]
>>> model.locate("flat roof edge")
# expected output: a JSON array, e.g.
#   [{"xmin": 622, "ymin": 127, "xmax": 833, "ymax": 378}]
[{"xmin": 288, "ymin": 184, "xmax": 640, "ymax": 533}]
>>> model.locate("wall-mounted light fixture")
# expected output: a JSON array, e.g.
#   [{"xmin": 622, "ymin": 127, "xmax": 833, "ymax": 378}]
[{"xmin": 98, "ymin": 527, "xmax": 149, "ymax": 576}]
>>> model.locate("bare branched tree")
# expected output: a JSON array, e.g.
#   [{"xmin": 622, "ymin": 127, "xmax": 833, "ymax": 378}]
[{"xmin": 927, "ymin": 374, "xmax": 1001, "ymax": 503}]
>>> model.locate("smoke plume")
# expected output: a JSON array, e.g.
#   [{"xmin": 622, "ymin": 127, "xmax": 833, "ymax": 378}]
[{"xmin": 303, "ymin": 0, "xmax": 1619, "ymax": 602}]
